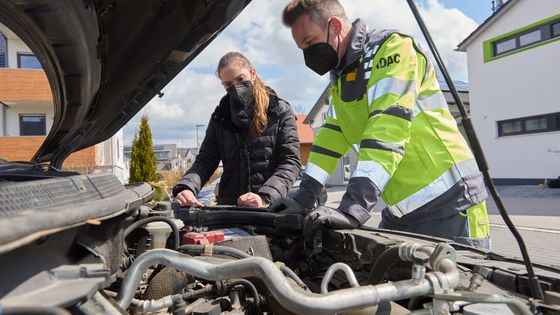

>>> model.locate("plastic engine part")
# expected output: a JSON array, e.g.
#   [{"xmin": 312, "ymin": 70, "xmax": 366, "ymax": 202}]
[{"xmin": 183, "ymin": 231, "xmax": 225, "ymax": 245}]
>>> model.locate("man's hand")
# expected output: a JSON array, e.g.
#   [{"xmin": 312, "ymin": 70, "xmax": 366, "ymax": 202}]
[
  {"xmin": 303, "ymin": 206, "xmax": 359, "ymax": 240},
  {"xmin": 175, "ymin": 189, "xmax": 204, "ymax": 207},
  {"xmin": 238, "ymin": 192, "xmax": 266, "ymax": 208},
  {"xmin": 268, "ymin": 197, "xmax": 305, "ymax": 214}
]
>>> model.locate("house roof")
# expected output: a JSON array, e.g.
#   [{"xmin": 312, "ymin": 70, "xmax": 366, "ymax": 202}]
[
  {"xmin": 304, "ymin": 84, "xmax": 331, "ymax": 125},
  {"xmin": 187, "ymin": 148, "xmax": 199, "ymax": 156},
  {"xmin": 177, "ymin": 148, "xmax": 187, "ymax": 158},
  {"xmin": 438, "ymin": 77, "xmax": 469, "ymax": 93},
  {"xmin": 296, "ymin": 114, "xmax": 314, "ymax": 143},
  {"xmin": 456, "ymin": 0, "xmax": 520, "ymax": 52}
]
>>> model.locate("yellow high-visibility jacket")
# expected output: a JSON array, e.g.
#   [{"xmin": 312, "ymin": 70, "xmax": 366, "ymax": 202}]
[{"xmin": 299, "ymin": 26, "xmax": 489, "ymax": 241}]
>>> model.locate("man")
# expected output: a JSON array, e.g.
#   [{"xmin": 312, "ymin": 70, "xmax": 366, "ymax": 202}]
[{"xmin": 273, "ymin": 0, "xmax": 490, "ymax": 247}]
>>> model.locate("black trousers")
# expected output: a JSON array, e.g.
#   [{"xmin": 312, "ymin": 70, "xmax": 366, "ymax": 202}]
[{"xmin": 378, "ymin": 208, "xmax": 490, "ymax": 249}]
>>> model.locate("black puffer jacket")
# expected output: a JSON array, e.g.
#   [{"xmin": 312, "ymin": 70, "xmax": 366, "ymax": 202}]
[{"xmin": 173, "ymin": 92, "xmax": 301, "ymax": 205}]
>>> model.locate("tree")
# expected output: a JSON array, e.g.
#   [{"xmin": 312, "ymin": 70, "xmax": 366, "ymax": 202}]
[{"xmin": 129, "ymin": 115, "xmax": 157, "ymax": 184}]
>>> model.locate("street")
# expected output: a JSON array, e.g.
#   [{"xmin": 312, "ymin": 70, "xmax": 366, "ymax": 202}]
[{"xmin": 325, "ymin": 185, "xmax": 560, "ymax": 268}]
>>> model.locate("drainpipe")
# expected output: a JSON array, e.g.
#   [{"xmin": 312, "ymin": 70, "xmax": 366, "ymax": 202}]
[{"xmin": 0, "ymin": 101, "xmax": 8, "ymax": 137}]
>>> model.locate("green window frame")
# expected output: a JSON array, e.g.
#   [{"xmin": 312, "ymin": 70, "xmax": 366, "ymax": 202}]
[{"xmin": 483, "ymin": 14, "xmax": 560, "ymax": 63}]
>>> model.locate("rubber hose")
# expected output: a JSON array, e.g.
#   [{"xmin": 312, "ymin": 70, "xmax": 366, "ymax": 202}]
[
  {"xmin": 183, "ymin": 211, "xmax": 279, "ymax": 228},
  {"xmin": 171, "ymin": 296, "xmax": 187, "ymax": 315},
  {"xmin": 124, "ymin": 216, "xmax": 180, "ymax": 249},
  {"xmin": 178, "ymin": 245, "xmax": 306, "ymax": 288},
  {"xmin": 182, "ymin": 285, "xmax": 215, "ymax": 301},
  {"xmin": 227, "ymin": 279, "xmax": 262, "ymax": 315},
  {"xmin": 142, "ymin": 267, "xmax": 192, "ymax": 300},
  {"xmin": 280, "ymin": 265, "xmax": 307, "ymax": 289},
  {"xmin": 367, "ymin": 246, "xmax": 401, "ymax": 285}
]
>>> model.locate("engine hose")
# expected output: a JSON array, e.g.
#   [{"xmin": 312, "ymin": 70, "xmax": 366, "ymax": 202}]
[
  {"xmin": 367, "ymin": 246, "xmax": 400, "ymax": 285},
  {"xmin": 178, "ymin": 245, "xmax": 306, "ymax": 288},
  {"xmin": 226, "ymin": 279, "xmax": 262, "ymax": 315},
  {"xmin": 124, "ymin": 216, "xmax": 180, "ymax": 249},
  {"xmin": 183, "ymin": 211, "xmax": 279, "ymax": 228},
  {"xmin": 142, "ymin": 266, "xmax": 193, "ymax": 300},
  {"xmin": 171, "ymin": 296, "xmax": 186, "ymax": 315},
  {"xmin": 280, "ymin": 265, "xmax": 307, "ymax": 290},
  {"xmin": 0, "ymin": 307, "xmax": 71, "ymax": 315},
  {"xmin": 177, "ymin": 244, "xmax": 250, "ymax": 259},
  {"xmin": 182, "ymin": 285, "xmax": 215, "ymax": 301},
  {"xmin": 116, "ymin": 249, "xmax": 460, "ymax": 315}
]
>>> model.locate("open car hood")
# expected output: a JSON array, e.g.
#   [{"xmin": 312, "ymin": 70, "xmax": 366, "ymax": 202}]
[{"xmin": 0, "ymin": 0, "xmax": 250, "ymax": 167}]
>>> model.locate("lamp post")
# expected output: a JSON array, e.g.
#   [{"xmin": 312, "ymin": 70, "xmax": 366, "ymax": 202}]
[{"xmin": 196, "ymin": 124, "xmax": 205, "ymax": 149}]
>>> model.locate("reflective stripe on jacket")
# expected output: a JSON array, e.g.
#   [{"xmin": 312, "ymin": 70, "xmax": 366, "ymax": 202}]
[{"xmin": 306, "ymin": 30, "xmax": 487, "ymax": 224}]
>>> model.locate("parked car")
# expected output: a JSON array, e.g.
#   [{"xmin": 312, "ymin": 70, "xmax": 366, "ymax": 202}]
[{"xmin": 0, "ymin": 1, "xmax": 559, "ymax": 314}]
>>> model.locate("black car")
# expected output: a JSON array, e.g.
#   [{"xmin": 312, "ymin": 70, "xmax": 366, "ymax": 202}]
[{"xmin": 0, "ymin": 1, "xmax": 559, "ymax": 315}]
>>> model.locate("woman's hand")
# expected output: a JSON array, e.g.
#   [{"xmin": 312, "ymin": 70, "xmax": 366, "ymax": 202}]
[
  {"xmin": 176, "ymin": 189, "xmax": 204, "ymax": 207},
  {"xmin": 238, "ymin": 192, "xmax": 267, "ymax": 208}
]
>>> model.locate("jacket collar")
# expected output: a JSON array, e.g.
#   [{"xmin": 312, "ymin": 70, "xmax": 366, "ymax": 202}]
[{"xmin": 330, "ymin": 18, "xmax": 369, "ymax": 83}]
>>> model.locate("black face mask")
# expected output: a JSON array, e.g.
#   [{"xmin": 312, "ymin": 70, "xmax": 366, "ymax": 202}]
[
  {"xmin": 227, "ymin": 81, "xmax": 255, "ymax": 130},
  {"xmin": 226, "ymin": 80, "xmax": 254, "ymax": 107},
  {"xmin": 303, "ymin": 21, "xmax": 340, "ymax": 75}
]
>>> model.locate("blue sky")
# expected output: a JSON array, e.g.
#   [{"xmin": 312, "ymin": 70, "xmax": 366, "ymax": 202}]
[
  {"xmin": 438, "ymin": 0, "xmax": 493, "ymax": 24},
  {"xmin": 124, "ymin": 0, "xmax": 495, "ymax": 147}
]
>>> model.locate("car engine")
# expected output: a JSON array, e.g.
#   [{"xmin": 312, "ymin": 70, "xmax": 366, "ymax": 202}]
[{"xmin": 1, "ymin": 175, "xmax": 560, "ymax": 315}]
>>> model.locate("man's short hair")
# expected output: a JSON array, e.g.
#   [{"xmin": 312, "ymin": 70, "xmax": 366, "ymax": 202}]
[{"xmin": 282, "ymin": 0, "xmax": 348, "ymax": 28}]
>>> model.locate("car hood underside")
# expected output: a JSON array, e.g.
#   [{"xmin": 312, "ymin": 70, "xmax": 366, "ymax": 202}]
[{"xmin": 0, "ymin": 0, "xmax": 250, "ymax": 167}]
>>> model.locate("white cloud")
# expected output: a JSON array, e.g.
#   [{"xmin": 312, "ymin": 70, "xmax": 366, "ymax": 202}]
[
  {"xmin": 123, "ymin": 69, "xmax": 224, "ymax": 147},
  {"xmin": 340, "ymin": 0, "xmax": 478, "ymax": 81},
  {"xmin": 124, "ymin": 0, "xmax": 479, "ymax": 146}
]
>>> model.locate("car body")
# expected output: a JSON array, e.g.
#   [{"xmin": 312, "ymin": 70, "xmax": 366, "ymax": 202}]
[{"xmin": 0, "ymin": 1, "xmax": 559, "ymax": 314}]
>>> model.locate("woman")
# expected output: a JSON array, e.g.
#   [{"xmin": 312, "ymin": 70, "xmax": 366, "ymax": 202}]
[{"xmin": 173, "ymin": 52, "xmax": 301, "ymax": 208}]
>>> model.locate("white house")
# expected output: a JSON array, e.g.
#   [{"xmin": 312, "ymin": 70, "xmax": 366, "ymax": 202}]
[
  {"xmin": 457, "ymin": 0, "xmax": 560, "ymax": 185},
  {"xmin": 177, "ymin": 148, "xmax": 196, "ymax": 171},
  {"xmin": 124, "ymin": 144, "xmax": 197, "ymax": 181}
]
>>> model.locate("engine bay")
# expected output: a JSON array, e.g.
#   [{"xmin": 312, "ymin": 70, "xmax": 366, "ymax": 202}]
[{"xmin": 1, "ymin": 177, "xmax": 559, "ymax": 315}]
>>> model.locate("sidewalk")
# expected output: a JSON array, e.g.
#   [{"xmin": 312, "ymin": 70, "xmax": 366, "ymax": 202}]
[{"xmin": 325, "ymin": 186, "xmax": 560, "ymax": 267}]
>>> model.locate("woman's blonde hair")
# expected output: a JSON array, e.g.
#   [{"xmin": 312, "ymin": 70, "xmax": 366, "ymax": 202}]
[{"xmin": 217, "ymin": 52, "xmax": 269, "ymax": 137}]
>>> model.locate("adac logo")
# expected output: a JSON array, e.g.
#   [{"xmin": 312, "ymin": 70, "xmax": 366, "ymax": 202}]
[{"xmin": 376, "ymin": 53, "xmax": 401, "ymax": 69}]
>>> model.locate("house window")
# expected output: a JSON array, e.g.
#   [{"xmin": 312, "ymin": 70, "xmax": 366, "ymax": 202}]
[
  {"xmin": 553, "ymin": 22, "xmax": 560, "ymax": 37},
  {"xmin": 17, "ymin": 53, "xmax": 42, "ymax": 69},
  {"xmin": 498, "ymin": 112, "xmax": 560, "ymax": 137},
  {"xmin": 0, "ymin": 32, "xmax": 7, "ymax": 68},
  {"xmin": 518, "ymin": 29, "xmax": 542, "ymax": 47},
  {"xmin": 495, "ymin": 37, "xmax": 516, "ymax": 55},
  {"xmin": 488, "ymin": 16, "xmax": 560, "ymax": 59},
  {"xmin": 500, "ymin": 121, "xmax": 522, "ymax": 134},
  {"xmin": 524, "ymin": 117, "xmax": 548, "ymax": 132},
  {"xmin": 155, "ymin": 152, "xmax": 168, "ymax": 161},
  {"xmin": 19, "ymin": 114, "xmax": 46, "ymax": 136}
]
